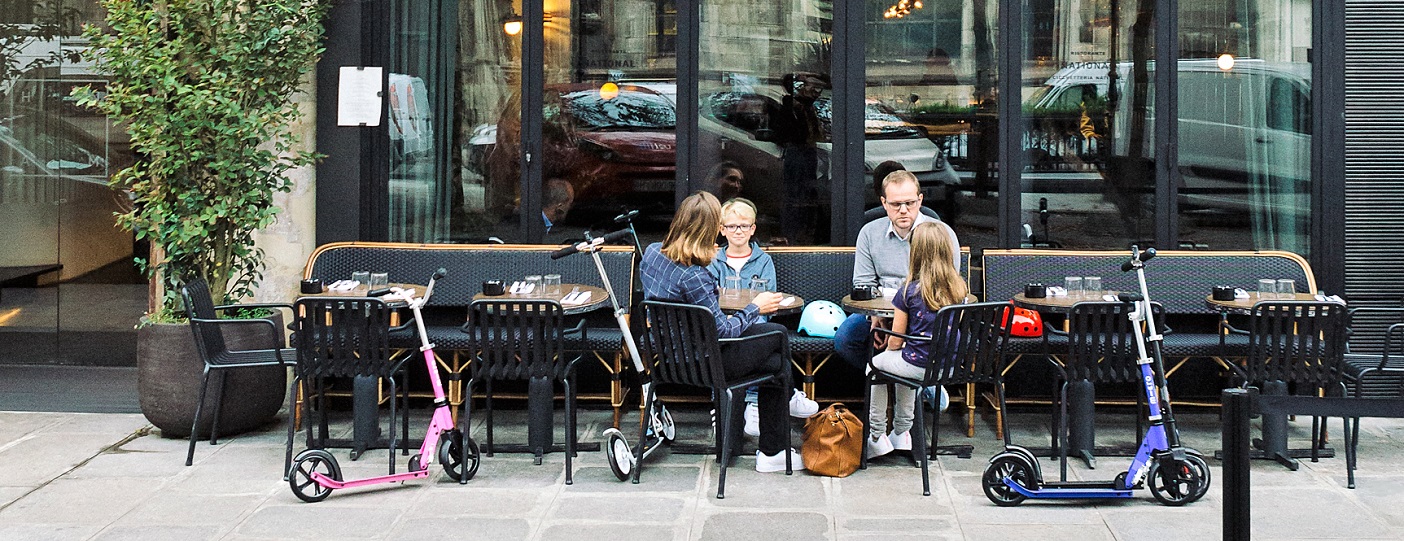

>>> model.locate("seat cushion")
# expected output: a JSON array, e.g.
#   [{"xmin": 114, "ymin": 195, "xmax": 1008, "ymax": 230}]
[
  {"xmin": 786, "ymin": 331, "xmax": 835, "ymax": 355},
  {"xmin": 1160, "ymin": 331, "xmax": 1249, "ymax": 358},
  {"xmin": 387, "ymin": 325, "xmax": 476, "ymax": 350},
  {"xmin": 567, "ymin": 326, "xmax": 625, "ymax": 353}
]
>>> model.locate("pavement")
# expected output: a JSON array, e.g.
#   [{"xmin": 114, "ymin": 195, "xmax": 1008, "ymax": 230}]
[{"xmin": 1, "ymin": 403, "xmax": 1403, "ymax": 541}]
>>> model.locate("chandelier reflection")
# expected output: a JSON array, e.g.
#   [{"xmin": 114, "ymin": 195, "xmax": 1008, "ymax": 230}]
[{"xmin": 883, "ymin": 0, "xmax": 923, "ymax": 19}]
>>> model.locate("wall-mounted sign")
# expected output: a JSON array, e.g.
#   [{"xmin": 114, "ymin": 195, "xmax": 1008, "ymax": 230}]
[{"xmin": 338, "ymin": 66, "xmax": 383, "ymax": 127}]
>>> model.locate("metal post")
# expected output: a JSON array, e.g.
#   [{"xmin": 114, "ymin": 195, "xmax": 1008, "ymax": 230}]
[{"xmin": 1223, "ymin": 388, "xmax": 1252, "ymax": 541}]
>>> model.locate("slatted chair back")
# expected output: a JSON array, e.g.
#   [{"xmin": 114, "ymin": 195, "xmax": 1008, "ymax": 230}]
[
  {"xmin": 922, "ymin": 301, "xmax": 1014, "ymax": 387},
  {"xmin": 1062, "ymin": 301, "xmax": 1166, "ymax": 383},
  {"xmin": 181, "ymin": 279, "xmax": 229, "ymax": 362},
  {"xmin": 466, "ymin": 299, "xmax": 568, "ymax": 381},
  {"xmin": 292, "ymin": 297, "xmax": 395, "ymax": 379},
  {"xmin": 1243, "ymin": 300, "xmax": 1348, "ymax": 387},
  {"xmin": 640, "ymin": 301, "xmax": 727, "ymax": 389}
]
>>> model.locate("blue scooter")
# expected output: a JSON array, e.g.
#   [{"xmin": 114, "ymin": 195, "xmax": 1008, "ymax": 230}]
[{"xmin": 982, "ymin": 246, "xmax": 1211, "ymax": 506}]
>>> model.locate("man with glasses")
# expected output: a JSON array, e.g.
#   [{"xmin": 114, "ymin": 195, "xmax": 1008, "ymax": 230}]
[{"xmin": 834, "ymin": 170, "xmax": 961, "ymax": 372}]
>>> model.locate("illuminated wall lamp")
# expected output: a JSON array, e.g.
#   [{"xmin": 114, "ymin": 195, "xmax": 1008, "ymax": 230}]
[{"xmin": 503, "ymin": 11, "xmax": 553, "ymax": 36}]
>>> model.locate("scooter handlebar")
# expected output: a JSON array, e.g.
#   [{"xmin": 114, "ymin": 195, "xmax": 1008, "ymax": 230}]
[
  {"xmin": 551, "ymin": 228, "xmax": 634, "ymax": 259},
  {"xmin": 1121, "ymin": 247, "xmax": 1156, "ymax": 272}
]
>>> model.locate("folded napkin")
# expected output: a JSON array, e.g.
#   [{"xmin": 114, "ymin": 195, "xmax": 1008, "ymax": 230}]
[
  {"xmin": 382, "ymin": 288, "xmax": 415, "ymax": 301},
  {"xmin": 1314, "ymin": 294, "xmax": 1346, "ymax": 304},
  {"xmin": 1234, "ymin": 288, "xmax": 1249, "ymax": 299},
  {"xmin": 509, "ymin": 281, "xmax": 536, "ymax": 295},
  {"xmin": 780, "ymin": 296, "xmax": 796, "ymax": 307},
  {"xmin": 1102, "ymin": 294, "xmax": 1119, "ymax": 302},
  {"xmin": 880, "ymin": 287, "xmax": 897, "ymax": 299},
  {"xmin": 328, "ymin": 280, "xmax": 359, "ymax": 292},
  {"xmin": 1046, "ymin": 286, "xmax": 1068, "ymax": 297},
  {"xmin": 561, "ymin": 290, "xmax": 591, "ymax": 305}
]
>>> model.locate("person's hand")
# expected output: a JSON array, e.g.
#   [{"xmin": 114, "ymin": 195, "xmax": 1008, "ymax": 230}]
[
  {"xmin": 750, "ymin": 291, "xmax": 784, "ymax": 315},
  {"xmin": 870, "ymin": 317, "xmax": 891, "ymax": 350}
]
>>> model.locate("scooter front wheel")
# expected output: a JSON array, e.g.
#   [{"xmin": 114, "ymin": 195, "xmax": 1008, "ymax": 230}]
[
  {"xmin": 1148, "ymin": 454, "xmax": 1210, "ymax": 506},
  {"xmin": 657, "ymin": 405, "xmax": 676, "ymax": 442},
  {"xmin": 289, "ymin": 449, "xmax": 341, "ymax": 503},
  {"xmin": 982, "ymin": 455, "xmax": 1035, "ymax": 506},
  {"xmin": 439, "ymin": 429, "xmax": 481, "ymax": 482},
  {"xmin": 604, "ymin": 428, "xmax": 635, "ymax": 481}
]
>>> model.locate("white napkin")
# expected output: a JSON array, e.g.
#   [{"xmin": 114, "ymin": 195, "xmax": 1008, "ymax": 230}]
[
  {"xmin": 509, "ymin": 281, "xmax": 536, "ymax": 295},
  {"xmin": 1234, "ymin": 288, "xmax": 1249, "ymax": 299},
  {"xmin": 328, "ymin": 280, "xmax": 358, "ymax": 292},
  {"xmin": 382, "ymin": 288, "xmax": 415, "ymax": 301},
  {"xmin": 1046, "ymin": 286, "xmax": 1068, "ymax": 297},
  {"xmin": 1314, "ymin": 294, "xmax": 1345, "ymax": 304},
  {"xmin": 880, "ymin": 287, "xmax": 897, "ymax": 299},
  {"xmin": 1102, "ymin": 294, "xmax": 1119, "ymax": 302},
  {"xmin": 561, "ymin": 291, "xmax": 591, "ymax": 305},
  {"xmin": 780, "ymin": 296, "xmax": 796, "ymax": 307}
]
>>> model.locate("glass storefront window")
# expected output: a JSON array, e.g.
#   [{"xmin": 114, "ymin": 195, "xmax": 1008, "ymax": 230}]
[
  {"xmin": 865, "ymin": 0, "xmax": 998, "ymax": 250},
  {"xmin": 1176, "ymin": 1, "xmax": 1311, "ymax": 254},
  {"xmin": 698, "ymin": 0, "xmax": 834, "ymax": 245},
  {"xmin": 1021, "ymin": 0, "xmax": 1156, "ymax": 250}
]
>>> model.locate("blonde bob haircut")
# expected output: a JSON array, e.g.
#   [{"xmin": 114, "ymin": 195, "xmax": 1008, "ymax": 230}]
[
  {"xmin": 905, "ymin": 221, "xmax": 969, "ymax": 309},
  {"xmin": 662, "ymin": 191, "xmax": 722, "ymax": 267},
  {"xmin": 720, "ymin": 197, "xmax": 758, "ymax": 223}
]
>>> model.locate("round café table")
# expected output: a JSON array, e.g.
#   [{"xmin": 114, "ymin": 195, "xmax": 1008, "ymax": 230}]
[
  {"xmin": 473, "ymin": 284, "xmax": 610, "ymax": 315},
  {"xmin": 719, "ymin": 290, "xmax": 805, "ymax": 315},
  {"xmin": 842, "ymin": 293, "xmax": 980, "ymax": 318},
  {"xmin": 1204, "ymin": 292, "xmax": 1326, "ymax": 315},
  {"xmin": 1011, "ymin": 291, "xmax": 1121, "ymax": 314}
]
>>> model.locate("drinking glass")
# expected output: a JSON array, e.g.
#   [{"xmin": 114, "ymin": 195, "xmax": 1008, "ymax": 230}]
[
  {"xmin": 1083, "ymin": 276, "xmax": 1102, "ymax": 293},
  {"xmin": 369, "ymin": 272, "xmax": 389, "ymax": 289},
  {"xmin": 750, "ymin": 277, "xmax": 770, "ymax": 293},
  {"xmin": 1276, "ymin": 279, "xmax": 1296, "ymax": 299},
  {"xmin": 1064, "ymin": 276, "xmax": 1083, "ymax": 297},
  {"xmin": 524, "ymin": 274, "xmax": 543, "ymax": 296},
  {"xmin": 1258, "ymin": 279, "xmax": 1277, "ymax": 299},
  {"xmin": 723, "ymin": 276, "xmax": 742, "ymax": 300},
  {"xmin": 351, "ymin": 271, "xmax": 369, "ymax": 288},
  {"xmin": 543, "ymin": 274, "xmax": 562, "ymax": 296}
]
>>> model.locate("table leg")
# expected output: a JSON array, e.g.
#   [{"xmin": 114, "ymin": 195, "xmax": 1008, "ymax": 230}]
[
  {"xmin": 352, "ymin": 375, "xmax": 380, "ymax": 460},
  {"xmin": 1067, "ymin": 379, "xmax": 1097, "ymax": 469},
  {"xmin": 528, "ymin": 375, "xmax": 554, "ymax": 465}
]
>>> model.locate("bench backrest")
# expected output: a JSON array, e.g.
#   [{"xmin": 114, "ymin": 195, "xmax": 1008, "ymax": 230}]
[
  {"xmin": 767, "ymin": 246, "xmax": 971, "ymax": 306},
  {"xmin": 980, "ymin": 249, "xmax": 1316, "ymax": 316},
  {"xmin": 304, "ymin": 243, "xmax": 635, "ymax": 308}
]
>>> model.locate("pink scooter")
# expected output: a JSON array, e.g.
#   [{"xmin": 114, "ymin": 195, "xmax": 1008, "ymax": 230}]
[{"xmin": 288, "ymin": 268, "xmax": 480, "ymax": 502}]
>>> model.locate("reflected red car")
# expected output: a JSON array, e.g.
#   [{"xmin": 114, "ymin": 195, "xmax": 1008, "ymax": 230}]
[{"xmin": 487, "ymin": 83, "xmax": 676, "ymax": 220}]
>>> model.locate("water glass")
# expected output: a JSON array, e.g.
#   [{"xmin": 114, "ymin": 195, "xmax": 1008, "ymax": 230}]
[
  {"xmin": 1258, "ymin": 278, "xmax": 1277, "ymax": 299},
  {"xmin": 723, "ymin": 276, "xmax": 742, "ymax": 300},
  {"xmin": 1083, "ymin": 276, "xmax": 1102, "ymax": 293},
  {"xmin": 524, "ymin": 274, "xmax": 543, "ymax": 296},
  {"xmin": 351, "ymin": 271, "xmax": 370, "ymax": 287},
  {"xmin": 750, "ymin": 277, "xmax": 770, "ymax": 292},
  {"xmin": 1276, "ymin": 278, "xmax": 1296, "ymax": 298},
  {"xmin": 369, "ymin": 272, "xmax": 389, "ymax": 289},
  {"xmin": 543, "ymin": 274, "xmax": 562, "ymax": 296},
  {"xmin": 1064, "ymin": 276, "xmax": 1084, "ymax": 297}
]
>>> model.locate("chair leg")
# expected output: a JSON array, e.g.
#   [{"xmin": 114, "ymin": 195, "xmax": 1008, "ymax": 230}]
[
  {"xmin": 400, "ymin": 368, "xmax": 410, "ymax": 456},
  {"xmin": 717, "ymin": 389, "xmax": 735, "ymax": 499},
  {"xmin": 387, "ymin": 378, "xmax": 397, "ymax": 475},
  {"xmin": 965, "ymin": 382, "xmax": 977, "ymax": 437},
  {"xmin": 996, "ymin": 384, "xmax": 1012, "ymax": 447},
  {"xmin": 564, "ymin": 376, "xmax": 575, "ymax": 485},
  {"xmin": 283, "ymin": 376, "xmax": 301, "ymax": 480},
  {"xmin": 1347, "ymin": 416, "xmax": 1359, "ymax": 489},
  {"xmin": 913, "ymin": 396, "xmax": 930, "ymax": 496},
  {"xmin": 485, "ymin": 379, "xmax": 495, "ymax": 456},
  {"xmin": 186, "ymin": 369, "xmax": 213, "ymax": 467},
  {"xmin": 861, "ymin": 375, "xmax": 873, "ymax": 470},
  {"xmin": 631, "ymin": 390, "xmax": 650, "ymax": 485},
  {"xmin": 461, "ymin": 378, "xmax": 476, "ymax": 485},
  {"xmin": 209, "ymin": 370, "xmax": 227, "ymax": 446}
]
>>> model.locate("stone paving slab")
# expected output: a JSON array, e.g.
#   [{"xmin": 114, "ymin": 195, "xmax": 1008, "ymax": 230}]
[{"xmin": 1, "ymin": 409, "xmax": 1403, "ymax": 540}]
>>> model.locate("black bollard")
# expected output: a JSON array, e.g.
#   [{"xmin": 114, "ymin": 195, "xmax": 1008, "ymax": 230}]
[{"xmin": 1223, "ymin": 388, "xmax": 1252, "ymax": 541}]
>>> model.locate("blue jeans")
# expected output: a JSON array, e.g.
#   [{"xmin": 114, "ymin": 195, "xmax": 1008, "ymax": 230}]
[{"xmin": 834, "ymin": 313, "xmax": 875, "ymax": 371}]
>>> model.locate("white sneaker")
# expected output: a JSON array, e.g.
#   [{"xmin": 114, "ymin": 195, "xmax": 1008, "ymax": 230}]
[
  {"xmin": 866, "ymin": 433, "xmax": 895, "ymax": 458},
  {"xmin": 743, "ymin": 402, "xmax": 760, "ymax": 437},
  {"xmin": 756, "ymin": 448, "xmax": 806, "ymax": 472},
  {"xmin": 889, "ymin": 430, "xmax": 912, "ymax": 452},
  {"xmin": 789, "ymin": 390, "xmax": 819, "ymax": 418}
]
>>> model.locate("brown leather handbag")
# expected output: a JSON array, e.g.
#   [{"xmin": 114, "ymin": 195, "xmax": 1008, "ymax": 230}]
[{"xmin": 801, "ymin": 402, "xmax": 863, "ymax": 477}]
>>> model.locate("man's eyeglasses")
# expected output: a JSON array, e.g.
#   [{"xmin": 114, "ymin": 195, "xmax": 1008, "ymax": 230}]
[
  {"xmin": 883, "ymin": 199, "xmax": 921, "ymax": 211},
  {"xmin": 722, "ymin": 224, "xmax": 755, "ymax": 232}
]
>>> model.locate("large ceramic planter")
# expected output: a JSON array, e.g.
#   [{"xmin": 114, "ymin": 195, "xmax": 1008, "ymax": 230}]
[{"xmin": 138, "ymin": 316, "xmax": 287, "ymax": 438}]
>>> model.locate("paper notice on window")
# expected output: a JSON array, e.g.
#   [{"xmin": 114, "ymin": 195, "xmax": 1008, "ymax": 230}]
[{"xmin": 338, "ymin": 66, "xmax": 383, "ymax": 126}]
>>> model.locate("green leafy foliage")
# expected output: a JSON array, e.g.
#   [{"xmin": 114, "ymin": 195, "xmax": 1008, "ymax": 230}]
[{"xmin": 75, "ymin": 0, "xmax": 327, "ymax": 310}]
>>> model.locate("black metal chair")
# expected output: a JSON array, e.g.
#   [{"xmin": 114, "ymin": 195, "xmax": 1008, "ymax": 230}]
[
  {"xmin": 862, "ymin": 301, "xmax": 1014, "ymax": 496},
  {"xmin": 180, "ymin": 278, "xmax": 295, "ymax": 467},
  {"xmin": 284, "ymin": 296, "xmax": 409, "ymax": 478},
  {"xmin": 1340, "ymin": 305, "xmax": 1404, "ymax": 487},
  {"xmin": 1045, "ymin": 301, "xmax": 1164, "ymax": 467},
  {"xmin": 463, "ymin": 299, "xmax": 583, "ymax": 483},
  {"xmin": 639, "ymin": 300, "xmax": 794, "ymax": 499},
  {"xmin": 1226, "ymin": 300, "xmax": 1348, "ymax": 469}
]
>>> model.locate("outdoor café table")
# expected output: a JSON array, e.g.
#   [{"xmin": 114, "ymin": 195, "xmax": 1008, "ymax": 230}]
[
  {"xmin": 1206, "ymin": 292, "xmax": 1344, "ymax": 465},
  {"xmin": 718, "ymin": 290, "xmax": 805, "ymax": 315},
  {"xmin": 842, "ymin": 293, "xmax": 980, "ymax": 318},
  {"xmin": 297, "ymin": 283, "xmax": 424, "ymax": 459},
  {"xmin": 1012, "ymin": 290, "xmax": 1123, "ymax": 467},
  {"xmin": 472, "ymin": 284, "xmax": 609, "ymax": 457}
]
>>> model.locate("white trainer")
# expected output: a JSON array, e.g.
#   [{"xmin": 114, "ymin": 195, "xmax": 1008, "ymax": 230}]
[
  {"xmin": 866, "ymin": 433, "xmax": 895, "ymax": 458},
  {"xmin": 789, "ymin": 390, "xmax": 819, "ymax": 418},
  {"xmin": 743, "ymin": 402, "xmax": 760, "ymax": 437},
  {"xmin": 756, "ymin": 448, "xmax": 806, "ymax": 472},
  {"xmin": 889, "ymin": 430, "xmax": 913, "ymax": 451}
]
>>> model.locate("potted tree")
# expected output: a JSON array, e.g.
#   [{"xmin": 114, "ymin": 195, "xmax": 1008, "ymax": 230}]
[{"xmin": 78, "ymin": 0, "xmax": 327, "ymax": 437}]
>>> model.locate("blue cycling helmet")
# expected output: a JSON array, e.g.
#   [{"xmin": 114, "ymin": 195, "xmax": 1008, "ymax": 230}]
[{"xmin": 798, "ymin": 300, "xmax": 846, "ymax": 338}]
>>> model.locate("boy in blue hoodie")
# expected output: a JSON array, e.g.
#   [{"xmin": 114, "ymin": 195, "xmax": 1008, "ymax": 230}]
[{"xmin": 708, "ymin": 197, "xmax": 818, "ymax": 437}]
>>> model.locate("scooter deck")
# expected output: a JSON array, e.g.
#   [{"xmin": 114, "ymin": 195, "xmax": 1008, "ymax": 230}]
[{"xmin": 1008, "ymin": 479, "xmax": 1134, "ymax": 499}]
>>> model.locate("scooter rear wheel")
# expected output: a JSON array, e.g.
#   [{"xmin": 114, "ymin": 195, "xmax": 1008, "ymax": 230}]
[
  {"xmin": 289, "ymin": 449, "xmax": 341, "ymax": 503},
  {"xmin": 604, "ymin": 428, "xmax": 635, "ymax": 481},
  {"xmin": 982, "ymin": 455, "xmax": 1035, "ymax": 506},
  {"xmin": 657, "ymin": 405, "xmax": 676, "ymax": 442},
  {"xmin": 439, "ymin": 429, "xmax": 481, "ymax": 482},
  {"xmin": 1148, "ymin": 454, "xmax": 1210, "ymax": 506}
]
